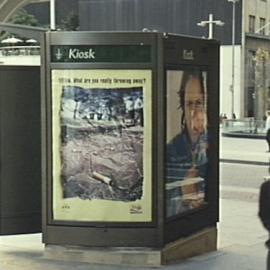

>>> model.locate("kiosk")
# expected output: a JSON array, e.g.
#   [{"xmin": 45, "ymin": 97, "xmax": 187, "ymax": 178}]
[{"xmin": 41, "ymin": 31, "xmax": 219, "ymax": 265}]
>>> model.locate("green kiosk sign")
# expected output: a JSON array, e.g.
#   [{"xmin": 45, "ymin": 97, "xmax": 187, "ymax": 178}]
[{"xmin": 51, "ymin": 45, "xmax": 151, "ymax": 63}]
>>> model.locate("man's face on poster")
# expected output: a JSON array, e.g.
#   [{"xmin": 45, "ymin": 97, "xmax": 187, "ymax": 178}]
[
  {"xmin": 184, "ymin": 77, "xmax": 205, "ymax": 141},
  {"xmin": 192, "ymin": 109, "xmax": 206, "ymax": 134}
]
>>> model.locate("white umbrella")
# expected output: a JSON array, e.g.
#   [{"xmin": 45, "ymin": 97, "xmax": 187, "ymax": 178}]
[
  {"xmin": 26, "ymin": 38, "xmax": 38, "ymax": 43},
  {"xmin": 1, "ymin": 36, "xmax": 23, "ymax": 44}
]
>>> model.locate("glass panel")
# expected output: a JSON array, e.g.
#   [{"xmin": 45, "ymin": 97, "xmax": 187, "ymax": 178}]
[
  {"xmin": 51, "ymin": 69, "xmax": 152, "ymax": 222},
  {"xmin": 166, "ymin": 69, "xmax": 208, "ymax": 218}
]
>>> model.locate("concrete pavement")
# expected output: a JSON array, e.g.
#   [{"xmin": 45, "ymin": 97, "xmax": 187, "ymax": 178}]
[
  {"xmin": 0, "ymin": 197, "xmax": 267, "ymax": 270},
  {"xmin": 0, "ymin": 135, "xmax": 269, "ymax": 269},
  {"xmin": 221, "ymin": 135, "xmax": 269, "ymax": 165}
]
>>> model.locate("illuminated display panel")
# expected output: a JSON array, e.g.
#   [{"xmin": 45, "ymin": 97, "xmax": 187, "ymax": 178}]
[
  {"xmin": 51, "ymin": 69, "xmax": 152, "ymax": 222},
  {"xmin": 166, "ymin": 68, "xmax": 208, "ymax": 218}
]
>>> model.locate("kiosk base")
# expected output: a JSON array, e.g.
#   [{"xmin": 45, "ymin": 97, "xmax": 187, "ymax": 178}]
[{"xmin": 44, "ymin": 227, "xmax": 217, "ymax": 267}]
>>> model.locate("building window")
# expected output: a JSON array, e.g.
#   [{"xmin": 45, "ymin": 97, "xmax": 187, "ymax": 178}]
[
  {"xmin": 249, "ymin": 15, "xmax": 255, "ymax": 33},
  {"xmin": 260, "ymin": 17, "xmax": 266, "ymax": 34}
]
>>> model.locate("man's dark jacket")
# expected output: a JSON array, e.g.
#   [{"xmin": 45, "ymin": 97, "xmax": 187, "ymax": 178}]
[{"xmin": 259, "ymin": 180, "xmax": 270, "ymax": 247}]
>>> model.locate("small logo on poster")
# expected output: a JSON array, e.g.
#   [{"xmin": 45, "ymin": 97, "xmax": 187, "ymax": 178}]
[
  {"xmin": 61, "ymin": 203, "xmax": 71, "ymax": 211},
  {"xmin": 183, "ymin": 49, "xmax": 194, "ymax": 60},
  {"xmin": 130, "ymin": 204, "xmax": 143, "ymax": 214}
]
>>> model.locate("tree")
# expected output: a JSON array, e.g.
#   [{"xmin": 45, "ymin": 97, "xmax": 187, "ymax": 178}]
[
  {"xmin": 60, "ymin": 12, "xmax": 79, "ymax": 31},
  {"xmin": 9, "ymin": 8, "xmax": 39, "ymax": 26},
  {"xmin": 0, "ymin": 9, "xmax": 39, "ymax": 41}
]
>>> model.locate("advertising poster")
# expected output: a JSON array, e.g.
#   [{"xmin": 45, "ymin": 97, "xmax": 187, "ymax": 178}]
[
  {"xmin": 52, "ymin": 69, "xmax": 152, "ymax": 222},
  {"xmin": 166, "ymin": 69, "xmax": 208, "ymax": 217}
]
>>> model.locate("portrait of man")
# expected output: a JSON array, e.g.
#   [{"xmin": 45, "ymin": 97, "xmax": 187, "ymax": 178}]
[{"xmin": 166, "ymin": 69, "xmax": 208, "ymax": 217}]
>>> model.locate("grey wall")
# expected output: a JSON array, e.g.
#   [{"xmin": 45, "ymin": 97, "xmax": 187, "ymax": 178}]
[{"xmin": 78, "ymin": 0, "xmax": 242, "ymax": 45}]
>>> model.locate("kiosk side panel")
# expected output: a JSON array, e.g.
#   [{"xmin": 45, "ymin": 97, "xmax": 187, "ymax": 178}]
[{"xmin": 164, "ymin": 35, "xmax": 219, "ymax": 243}]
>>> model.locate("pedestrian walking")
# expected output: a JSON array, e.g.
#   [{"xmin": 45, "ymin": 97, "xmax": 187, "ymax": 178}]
[
  {"xmin": 125, "ymin": 97, "xmax": 135, "ymax": 121},
  {"xmin": 259, "ymin": 179, "xmax": 270, "ymax": 270},
  {"xmin": 265, "ymin": 111, "xmax": 270, "ymax": 152}
]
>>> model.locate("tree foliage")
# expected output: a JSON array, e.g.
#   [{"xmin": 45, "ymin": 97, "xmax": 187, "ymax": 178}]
[
  {"xmin": 60, "ymin": 12, "xmax": 79, "ymax": 31},
  {"xmin": 9, "ymin": 8, "xmax": 39, "ymax": 26}
]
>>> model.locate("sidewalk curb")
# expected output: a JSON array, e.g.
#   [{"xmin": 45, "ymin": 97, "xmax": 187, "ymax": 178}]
[
  {"xmin": 222, "ymin": 132, "xmax": 265, "ymax": 140},
  {"xmin": 220, "ymin": 159, "xmax": 269, "ymax": 166}
]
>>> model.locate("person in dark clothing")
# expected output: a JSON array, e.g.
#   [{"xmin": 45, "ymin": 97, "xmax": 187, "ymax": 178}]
[
  {"xmin": 265, "ymin": 111, "xmax": 270, "ymax": 152},
  {"xmin": 259, "ymin": 180, "xmax": 270, "ymax": 270},
  {"xmin": 267, "ymin": 130, "xmax": 270, "ymax": 152}
]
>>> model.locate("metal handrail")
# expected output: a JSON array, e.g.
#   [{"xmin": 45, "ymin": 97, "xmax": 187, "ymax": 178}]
[
  {"xmin": 0, "ymin": 45, "xmax": 40, "ymax": 56},
  {"xmin": 222, "ymin": 118, "xmax": 266, "ymax": 134}
]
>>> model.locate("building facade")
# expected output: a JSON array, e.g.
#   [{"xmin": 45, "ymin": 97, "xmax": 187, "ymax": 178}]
[
  {"xmin": 78, "ymin": 0, "xmax": 243, "ymax": 118},
  {"xmin": 244, "ymin": 0, "xmax": 270, "ymax": 119},
  {"xmin": 22, "ymin": 0, "xmax": 270, "ymax": 119},
  {"xmin": 76, "ymin": 0, "xmax": 270, "ymax": 120}
]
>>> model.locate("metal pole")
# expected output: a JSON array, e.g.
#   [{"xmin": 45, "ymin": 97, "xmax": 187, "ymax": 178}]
[
  {"xmin": 208, "ymin": 14, "xmax": 213, "ymax": 39},
  {"xmin": 228, "ymin": 0, "xmax": 239, "ymax": 118},
  {"xmin": 50, "ymin": 0, "xmax": 56, "ymax": 30},
  {"xmin": 231, "ymin": 1, "xmax": 236, "ymax": 118},
  {"xmin": 197, "ymin": 14, "xmax": 224, "ymax": 40}
]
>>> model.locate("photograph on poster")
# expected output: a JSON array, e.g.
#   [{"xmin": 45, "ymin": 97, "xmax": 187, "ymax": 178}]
[
  {"xmin": 166, "ymin": 69, "xmax": 208, "ymax": 217},
  {"xmin": 60, "ymin": 86, "xmax": 144, "ymax": 202},
  {"xmin": 52, "ymin": 69, "xmax": 152, "ymax": 222}
]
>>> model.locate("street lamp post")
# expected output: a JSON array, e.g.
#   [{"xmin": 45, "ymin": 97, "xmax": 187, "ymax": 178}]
[
  {"xmin": 50, "ymin": 0, "xmax": 56, "ymax": 30},
  {"xmin": 197, "ymin": 14, "xmax": 224, "ymax": 39},
  {"xmin": 228, "ymin": 0, "xmax": 239, "ymax": 119}
]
